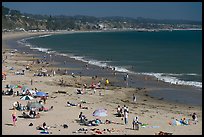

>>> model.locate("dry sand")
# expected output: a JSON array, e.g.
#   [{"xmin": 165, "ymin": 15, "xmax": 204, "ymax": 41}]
[{"xmin": 2, "ymin": 32, "xmax": 202, "ymax": 135}]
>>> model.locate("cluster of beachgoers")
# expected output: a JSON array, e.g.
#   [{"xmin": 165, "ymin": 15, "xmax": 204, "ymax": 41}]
[{"xmin": 2, "ymin": 31, "xmax": 202, "ymax": 135}]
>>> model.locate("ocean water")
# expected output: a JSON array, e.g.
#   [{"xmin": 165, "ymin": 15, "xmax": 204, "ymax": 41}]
[{"xmin": 19, "ymin": 30, "xmax": 202, "ymax": 89}]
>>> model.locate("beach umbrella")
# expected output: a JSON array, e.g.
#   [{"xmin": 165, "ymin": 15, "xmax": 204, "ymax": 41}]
[
  {"xmin": 15, "ymin": 85, "xmax": 22, "ymax": 88},
  {"xmin": 21, "ymin": 86, "xmax": 29, "ymax": 91},
  {"xmin": 93, "ymin": 108, "xmax": 108, "ymax": 117},
  {"xmin": 29, "ymin": 90, "xmax": 36, "ymax": 95},
  {"xmin": 171, "ymin": 120, "xmax": 182, "ymax": 126},
  {"xmin": 5, "ymin": 84, "xmax": 16, "ymax": 89},
  {"xmin": 27, "ymin": 102, "xmax": 43, "ymax": 110},
  {"xmin": 35, "ymin": 91, "xmax": 48, "ymax": 97},
  {"xmin": 20, "ymin": 95, "xmax": 34, "ymax": 100},
  {"xmin": 11, "ymin": 84, "xmax": 16, "ymax": 88},
  {"xmin": 17, "ymin": 85, "xmax": 22, "ymax": 88}
]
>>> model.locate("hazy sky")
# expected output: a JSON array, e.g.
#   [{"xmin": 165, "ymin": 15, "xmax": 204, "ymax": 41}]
[{"xmin": 2, "ymin": 2, "xmax": 202, "ymax": 21}]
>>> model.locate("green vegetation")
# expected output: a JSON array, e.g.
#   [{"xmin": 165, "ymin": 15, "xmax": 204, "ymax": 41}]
[{"xmin": 2, "ymin": 6, "xmax": 202, "ymax": 32}]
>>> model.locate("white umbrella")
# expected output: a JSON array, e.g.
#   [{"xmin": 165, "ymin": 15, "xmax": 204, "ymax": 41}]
[{"xmin": 93, "ymin": 108, "xmax": 108, "ymax": 117}]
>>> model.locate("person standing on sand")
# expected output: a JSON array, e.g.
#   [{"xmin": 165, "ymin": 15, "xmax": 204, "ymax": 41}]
[
  {"xmin": 105, "ymin": 79, "xmax": 109, "ymax": 87},
  {"xmin": 30, "ymin": 79, "xmax": 33, "ymax": 85},
  {"xmin": 124, "ymin": 108, "xmax": 128, "ymax": 125},
  {"xmin": 192, "ymin": 112, "xmax": 198, "ymax": 124},
  {"xmin": 126, "ymin": 73, "xmax": 129, "ymax": 87},
  {"xmin": 124, "ymin": 73, "xmax": 129, "ymax": 87},
  {"xmin": 12, "ymin": 109, "xmax": 17, "ymax": 126},
  {"xmin": 133, "ymin": 94, "xmax": 136, "ymax": 102},
  {"xmin": 53, "ymin": 70, "xmax": 56, "ymax": 76}
]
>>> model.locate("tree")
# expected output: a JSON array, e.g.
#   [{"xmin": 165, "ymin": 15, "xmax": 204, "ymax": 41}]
[{"xmin": 2, "ymin": 6, "xmax": 10, "ymax": 15}]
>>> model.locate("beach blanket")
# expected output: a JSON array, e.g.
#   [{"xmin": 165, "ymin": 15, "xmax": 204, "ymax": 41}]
[
  {"xmin": 141, "ymin": 124, "xmax": 160, "ymax": 128},
  {"xmin": 169, "ymin": 119, "xmax": 190, "ymax": 126},
  {"xmin": 155, "ymin": 131, "xmax": 173, "ymax": 135}
]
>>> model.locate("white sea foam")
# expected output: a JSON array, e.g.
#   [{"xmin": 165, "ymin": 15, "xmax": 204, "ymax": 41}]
[
  {"xmin": 38, "ymin": 34, "xmax": 52, "ymax": 38},
  {"xmin": 113, "ymin": 66, "xmax": 130, "ymax": 73},
  {"xmin": 30, "ymin": 47, "xmax": 50, "ymax": 52},
  {"xmin": 18, "ymin": 35, "xmax": 202, "ymax": 89},
  {"xmin": 88, "ymin": 60, "xmax": 108, "ymax": 67},
  {"xmin": 68, "ymin": 54, "xmax": 133, "ymax": 73},
  {"xmin": 55, "ymin": 53, "xmax": 67, "ymax": 57},
  {"xmin": 139, "ymin": 72, "xmax": 202, "ymax": 88},
  {"xmin": 70, "ymin": 56, "xmax": 109, "ymax": 68},
  {"xmin": 25, "ymin": 44, "xmax": 31, "ymax": 47},
  {"xmin": 69, "ymin": 56, "xmax": 86, "ymax": 62}
]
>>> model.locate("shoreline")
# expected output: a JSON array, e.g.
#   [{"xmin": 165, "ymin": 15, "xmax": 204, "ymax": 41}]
[
  {"xmin": 3, "ymin": 31, "xmax": 202, "ymax": 106},
  {"xmin": 2, "ymin": 32, "xmax": 202, "ymax": 135}
]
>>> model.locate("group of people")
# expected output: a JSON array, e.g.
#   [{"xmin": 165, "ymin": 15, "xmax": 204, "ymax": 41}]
[
  {"xmin": 116, "ymin": 104, "xmax": 142, "ymax": 130},
  {"xmin": 116, "ymin": 105, "xmax": 129, "ymax": 124}
]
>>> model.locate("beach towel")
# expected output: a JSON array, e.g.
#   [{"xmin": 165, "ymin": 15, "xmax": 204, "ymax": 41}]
[
  {"xmin": 40, "ymin": 131, "xmax": 49, "ymax": 134},
  {"xmin": 170, "ymin": 119, "xmax": 189, "ymax": 126},
  {"xmin": 141, "ymin": 123, "xmax": 148, "ymax": 127}
]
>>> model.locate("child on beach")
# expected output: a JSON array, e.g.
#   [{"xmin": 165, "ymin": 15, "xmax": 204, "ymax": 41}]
[
  {"xmin": 12, "ymin": 109, "xmax": 17, "ymax": 126},
  {"xmin": 105, "ymin": 79, "xmax": 109, "ymax": 86}
]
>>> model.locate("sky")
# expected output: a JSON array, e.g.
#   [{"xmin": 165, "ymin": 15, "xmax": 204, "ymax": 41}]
[{"xmin": 2, "ymin": 2, "xmax": 202, "ymax": 21}]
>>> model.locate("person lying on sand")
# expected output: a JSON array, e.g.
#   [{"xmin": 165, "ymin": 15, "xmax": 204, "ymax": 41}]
[
  {"xmin": 85, "ymin": 120, "xmax": 100, "ymax": 126},
  {"xmin": 22, "ymin": 111, "xmax": 40, "ymax": 119},
  {"xmin": 67, "ymin": 101, "xmax": 78, "ymax": 107},
  {"xmin": 79, "ymin": 112, "xmax": 87, "ymax": 124},
  {"xmin": 105, "ymin": 119, "xmax": 121, "ymax": 124},
  {"xmin": 39, "ymin": 106, "xmax": 53, "ymax": 112},
  {"xmin": 79, "ymin": 104, "xmax": 88, "ymax": 109},
  {"xmin": 76, "ymin": 89, "xmax": 85, "ymax": 94},
  {"xmin": 29, "ymin": 108, "xmax": 37, "ymax": 118},
  {"xmin": 36, "ymin": 122, "xmax": 49, "ymax": 131}
]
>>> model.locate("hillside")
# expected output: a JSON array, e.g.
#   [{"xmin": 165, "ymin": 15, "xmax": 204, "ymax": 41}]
[{"xmin": 2, "ymin": 6, "xmax": 202, "ymax": 32}]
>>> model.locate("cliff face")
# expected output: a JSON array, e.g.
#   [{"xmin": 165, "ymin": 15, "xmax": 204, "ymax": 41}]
[{"xmin": 2, "ymin": 14, "xmax": 48, "ymax": 30}]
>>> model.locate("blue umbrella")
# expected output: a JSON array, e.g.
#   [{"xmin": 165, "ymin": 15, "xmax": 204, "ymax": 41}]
[
  {"xmin": 93, "ymin": 108, "xmax": 108, "ymax": 117},
  {"xmin": 35, "ymin": 91, "xmax": 48, "ymax": 97}
]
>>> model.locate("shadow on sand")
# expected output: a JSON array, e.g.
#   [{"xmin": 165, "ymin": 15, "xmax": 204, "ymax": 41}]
[
  {"xmin": 5, "ymin": 123, "xmax": 14, "ymax": 126},
  {"xmin": 125, "ymin": 127, "xmax": 139, "ymax": 131}
]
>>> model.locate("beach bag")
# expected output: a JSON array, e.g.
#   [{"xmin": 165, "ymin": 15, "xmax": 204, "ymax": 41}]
[
  {"xmin": 63, "ymin": 124, "xmax": 68, "ymax": 128},
  {"xmin": 29, "ymin": 123, "xmax": 33, "ymax": 126},
  {"xmin": 135, "ymin": 123, "xmax": 139, "ymax": 130}
]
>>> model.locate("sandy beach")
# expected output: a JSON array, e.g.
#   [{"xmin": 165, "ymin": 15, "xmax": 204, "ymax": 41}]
[{"xmin": 2, "ymin": 32, "xmax": 202, "ymax": 135}]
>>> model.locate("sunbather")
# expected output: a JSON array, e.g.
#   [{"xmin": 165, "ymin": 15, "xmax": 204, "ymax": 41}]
[
  {"xmin": 36, "ymin": 122, "xmax": 49, "ymax": 131},
  {"xmin": 79, "ymin": 112, "xmax": 87, "ymax": 124},
  {"xmin": 67, "ymin": 101, "xmax": 77, "ymax": 106},
  {"xmin": 22, "ymin": 112, "xmax": 32, "ymax": 118},
  {"xmin": 79, "ymin": 104, "xmax": 88, "ymax": 109}
]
